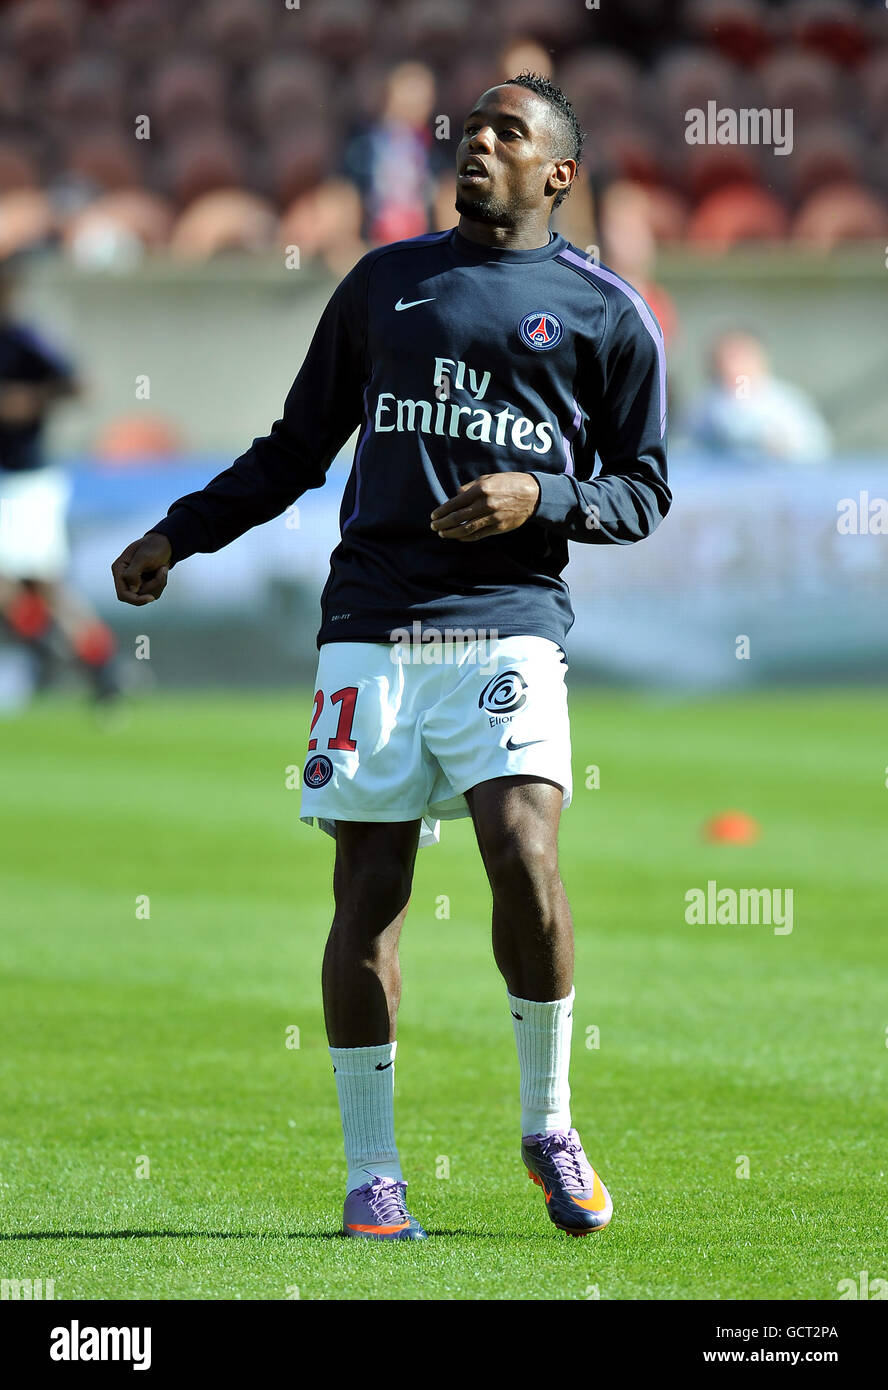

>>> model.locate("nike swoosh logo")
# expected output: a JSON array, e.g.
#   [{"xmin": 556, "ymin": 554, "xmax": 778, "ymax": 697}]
[
  {"xmin": 505, "ymin": 736, "xmax": 545, "ymax": 751},
  {"xmin": 569, "ymin": 1172, "xmax": 606, "ymax": 1211},
  {"xmin": 375, "ymin": 1060, "xmax": 393, "ymax": 1070},
  {"xmin": 394, "ymin": 296, "xmax": 435, "ymax": 311}
]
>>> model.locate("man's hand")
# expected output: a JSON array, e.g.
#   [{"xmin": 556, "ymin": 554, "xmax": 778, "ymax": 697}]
[
  {"xmin": 111, "ymin": 532, "xmax": 172, "ymax": 605},
  {"xmin": 430, "ymin": 473, "xmax": 541, "ymax": 541}
]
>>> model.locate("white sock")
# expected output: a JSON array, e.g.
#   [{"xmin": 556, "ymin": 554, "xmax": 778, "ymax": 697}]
[
  {"xmin": 508, "ymin": 987, "xmax": 575, "ymax": 1136},
  {"xmin": 329, "ymin": 1041, "xmax": 404, "ymax": 1194}
]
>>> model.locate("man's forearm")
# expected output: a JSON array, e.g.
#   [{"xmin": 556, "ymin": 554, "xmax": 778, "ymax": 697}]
[{"xmin": 530, "ymin": 466, "xmax": 672, "ymax": 544}]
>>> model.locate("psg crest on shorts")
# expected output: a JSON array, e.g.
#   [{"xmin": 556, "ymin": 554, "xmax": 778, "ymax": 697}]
[
  {"xmin": 304, "ymin": 754, "xmax": 333, "ymax": 788},
  {"xmin": 518, "ymin": 311, "xmax": 564, "ymax": 351}
]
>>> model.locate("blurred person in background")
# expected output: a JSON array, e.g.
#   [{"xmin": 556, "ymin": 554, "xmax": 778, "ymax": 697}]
[
  {"xmin": 278, "ymin": 178, "xmax": 368, "ymax": 278},
  {"xmin": 599, "ymin": 181, "xmax": 677, "ymax": 346},
  {"xmin": 0, "ymin": 261, "xmax": 119, "ymax": 702},
  {"xmin": 684, "ymin": 330, "xmax": 832, "ymax": 465},
  {"xmin": 497, "ymin": 37, "xmax": 552, "ymax": 82},
  {"xmin": 343, "ymin": 62, "xmax": 442, "ymax": 243}
]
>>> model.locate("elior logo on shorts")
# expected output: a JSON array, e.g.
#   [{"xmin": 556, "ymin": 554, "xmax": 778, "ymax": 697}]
[{"xmin": 478, "ymin": 670, "xmax": 527, "ymax": 715}]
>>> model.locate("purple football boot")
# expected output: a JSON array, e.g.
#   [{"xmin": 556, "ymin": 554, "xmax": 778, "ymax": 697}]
[
  {"xmin": 342, "ymin": 1177, "xmax": 428, "ymax": 1240},
  {"xmin": 522, "ymin": 1128, "xmax": 613, "ymax": 1236}
]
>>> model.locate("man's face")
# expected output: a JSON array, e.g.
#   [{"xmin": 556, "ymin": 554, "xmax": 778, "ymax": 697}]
[
  {"xmin": 713, "ymin": 334, "xmax": 768, "ymax": 392},
  {"xmin": 455, "ymin": 85, "xmax": 567, "ymax": 227}
]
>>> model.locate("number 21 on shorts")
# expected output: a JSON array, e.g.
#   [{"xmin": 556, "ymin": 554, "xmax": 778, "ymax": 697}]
[{"xmin": 308, "ymin": 686, "xmax": 359, "ymax": 752}]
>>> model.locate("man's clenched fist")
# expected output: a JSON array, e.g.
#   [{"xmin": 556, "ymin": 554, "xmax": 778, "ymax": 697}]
[{"xmin": 111, "ymin": 532, "xmax": 173, "ymax": 605}]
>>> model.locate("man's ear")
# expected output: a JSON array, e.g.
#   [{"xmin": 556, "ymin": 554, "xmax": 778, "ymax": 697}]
[{"xmin": 548, "ymin": 157, "xmax": 577, "ymax": 202}]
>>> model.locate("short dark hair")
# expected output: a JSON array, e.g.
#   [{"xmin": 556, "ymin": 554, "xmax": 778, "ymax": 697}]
[{"xmin": 503, "ymin": 71, "xmax": 584, "ymax": 208}]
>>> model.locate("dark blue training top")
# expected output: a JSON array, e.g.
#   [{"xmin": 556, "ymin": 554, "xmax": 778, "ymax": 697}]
[
  {"xmin": 0, "ymin": 322, "xmax": 75, "ymax": 473},
  {"xmin": 151, "ymin": 227, "xmax": 671, "ymax": 649}
]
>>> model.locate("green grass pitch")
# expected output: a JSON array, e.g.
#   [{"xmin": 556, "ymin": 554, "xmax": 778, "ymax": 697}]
[{"xmin": 0, "ymin": 689, "xmax": 885, "ymax": 1300}]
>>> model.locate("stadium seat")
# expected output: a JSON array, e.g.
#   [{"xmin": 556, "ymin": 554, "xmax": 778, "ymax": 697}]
[
  {"xmin": 686, "ymin": 0, "xmax": 775, "ymax": 68},
  {"xmin": 167, "ymin": 131, "xmax": 246, "ymax": 207},
  {"xmin": 399, "ymin": 0, "xmax": 471, "ymax": 67},
  {"xmin": 687, "ymin": 183, "xmax": 789, "ymax": 249},
  {"xmin": 681, "ymin": 144, "xmax": 761, "ymax": 205},
  {"xmin": 788, "ymin": 0, "xmax": 869, "ymax": 69},
  {"xmin": 64, "ymin": 129, "xmax": 142, "ymax": 194},
  {"xmin": 0, "ymin": 141, "xmax": 38, "ymax": 193},
  {"xmin": 757, "ymin": 51, "xmax": 841, "ymax": 126},
  {"xmin": 788, "ymin": 122, "xmax": 864, "ymax": 205},
  {"xmin": 556, "ymin": 52, "xmax": 643, "ymax": 134},
  {"xmin": 298, "ymin": 0, "xmax": 375, "ymax": 66},
  {"xmin": 168, "ymin": 189, "xmax": 278, "ymax": 258},
  {"xmin": 792, "ymin": 181, "xmax": 888, "ymax": 249},
  {"xmin": 268, "ymin": 126, "xmax": 336, "ymax": 207},
  {"xmin": 497, "ymin": 0, "xmax": 583, "ymax": 47},
  {"xmin": 107, "ymin": 0, "xmax": 176, "ymax": 63},
  {"xmin": 149, "ymin": 56, "xmax": 228, "ymax": 135},
  {"xmin": 0, "ymin": 56, "xmax": 25, "ymax": 122},
  {"xmin": 860, "ymin": 50, "xmax": 888, "ymax": 135},
  {"xmin": 248, "ymin": 56, "xmax": 332, "ymax": 138},
  {"xmin": 648, "ymin": 49, "xmax": 744, "ymax": 127},
  {"xmin": 7, "ymin": 0, "xmax": 80, "ymax": 74},
  {"xmin": 596, "ymin": 122, "xmax": 664, "ymax": 187},
  {"xmin": 200, "ymin": 0, "xmax": 275, "ymax": 66},
  {"xmin": 48, "ymin": 56, "xmax": 125, "ymax": 129}
]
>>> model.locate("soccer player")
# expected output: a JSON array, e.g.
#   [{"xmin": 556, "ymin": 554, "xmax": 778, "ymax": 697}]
[
  {"xmin": 112, "ymin": 74, "xmax": 670, "ymax": 1240},
  {"xmin": 0, "ymin": 260, "xmax": 119, "ymax": 701}
]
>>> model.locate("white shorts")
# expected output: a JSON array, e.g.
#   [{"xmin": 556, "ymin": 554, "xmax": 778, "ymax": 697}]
[
  {"xmin": 0, "ymin": 466, "xmax": 71, "ymax": 582},
  {"xmin": 300, "ymin": 635, "xmax": 572, "ymax": 848}
]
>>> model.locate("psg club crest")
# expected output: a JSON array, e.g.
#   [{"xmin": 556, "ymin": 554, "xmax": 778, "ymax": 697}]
[
  {"xmin": 304, "ymin": 754, "xmax": 333, "ymax": 788},
  {"xmin": 518, "ymin": 311, "xmax": 564, "ymax": 352}
]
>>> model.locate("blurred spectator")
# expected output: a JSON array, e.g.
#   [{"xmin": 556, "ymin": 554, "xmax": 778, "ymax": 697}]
[
  {"xmin": 0, "ymin": 190, "xmax": 56, "ymax": 259},
  {"xmin": 0, "ymin": 259, "xmax": 120, "ymax": 701},
  {"xmin": 169, "ymin": 190, "xmax": 277, "ymax": 259},
  {"xmin": 343, "ymin": 61, "xmax": 440, "ymax": 243},
  {"xmin": 63, "ymin": 190, "xmax": 174, "ymax": 269},
  {"xmin": 497, "ymin": 38, "xmax": 552, "ymax": 81},
  {"xmin": 598, "ymin": 181, "xmax": 678, "ymax": 344},
  {"xmin": 432, "ymin": 167, "xmax": 457, "ymax": 233},
  {"xmin": 279, "ymin": 178, "xmax": 367, "ymax": 278},
  {"xmin": 684, "ymin": 330, "xmax": 832, "ymax": 464}
]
